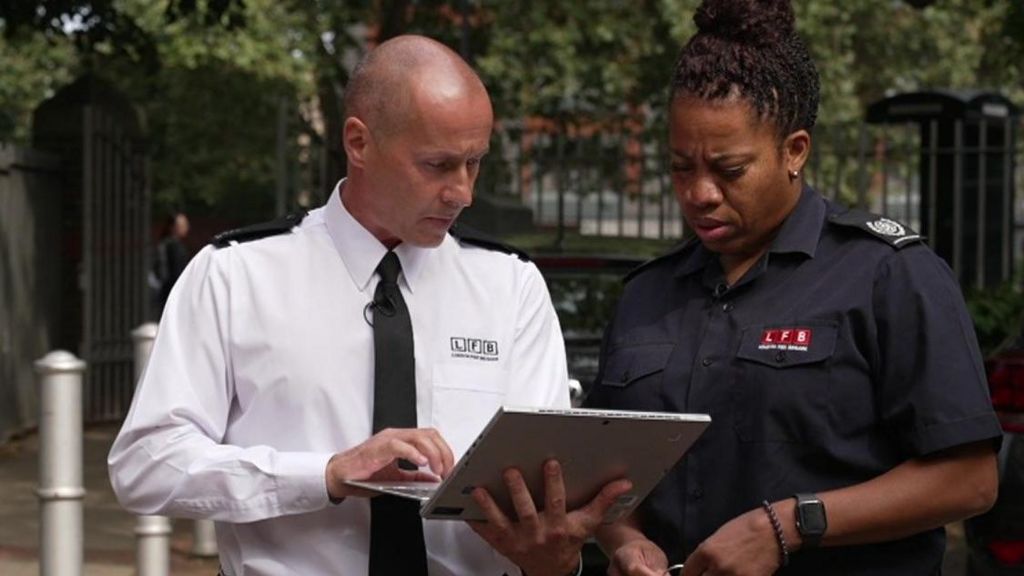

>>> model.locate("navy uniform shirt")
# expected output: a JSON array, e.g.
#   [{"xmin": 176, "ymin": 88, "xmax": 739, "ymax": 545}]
[{"xmin": 585, "ymin": 186, "xmax": 1001, "ymax": 575}]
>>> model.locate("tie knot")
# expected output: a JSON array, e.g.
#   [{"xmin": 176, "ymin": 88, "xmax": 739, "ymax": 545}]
[{"xmin": 376, "ymin": 251, "xmax": 402, "ymax": 284}]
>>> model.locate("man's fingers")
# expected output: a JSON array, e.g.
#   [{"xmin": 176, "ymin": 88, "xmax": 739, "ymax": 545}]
[
  {"xmin": 401, "ymin": 428, "xmax": 454, "ymax": 477},
  {"xmin": 396, "ymin": 468, "xmax": 442, "ymax": 483},
  {"xmin": 471, "ymin": 487, "xmax": 513, "ymax": 532},
  {"xmin": 577, "ymin": 478, "xmax": 634, "ymax": 530},
  {"xmin": 503, "ymin": 468, "xmax": 540, "ymax": 528},
  {"xmin": 402, "ymin": 433, "xmax": 445, "ymax": 475},
  {"xmin": 373, "ymin": 428, "xmax": 453, "ymax": 477},
  {"xmin": 542, "ymin": 459, "xmax": 568, "ymax": 518},
  {"xmin": 379, "ymin": 437, "xmax": 429, "ymax": 469},
  {"xmin": 426, "ymin": 427, "xmax": 456, "ymax": 476},
  {"xmin": 465, "ymin": 518, "xmax": 499, "ymax": 543}
]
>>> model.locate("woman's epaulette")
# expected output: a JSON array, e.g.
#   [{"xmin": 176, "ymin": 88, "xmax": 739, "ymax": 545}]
[{"xmin": 827, "ymin": 208, "xmax": 923, "ymax": 249}]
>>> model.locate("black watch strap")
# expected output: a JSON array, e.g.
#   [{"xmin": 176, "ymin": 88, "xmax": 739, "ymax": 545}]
[{"xmin": 794, "ymin": 492, "xmax": 828, "ymax": 549}]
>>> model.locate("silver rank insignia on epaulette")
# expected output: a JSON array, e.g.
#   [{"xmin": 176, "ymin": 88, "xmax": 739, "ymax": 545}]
[{"xmin": 828, "ymin": 209, "xmax": 923, "ymax": 249}]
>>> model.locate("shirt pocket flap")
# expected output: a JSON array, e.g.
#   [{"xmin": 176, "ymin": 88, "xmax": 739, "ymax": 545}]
[
  {"xmin": 736, "ymin": 323, "xmax": 838, "ymax": 369},
  {"xmin": 600, "ymin": 344, "xmax": 675, "ymax": 388}
]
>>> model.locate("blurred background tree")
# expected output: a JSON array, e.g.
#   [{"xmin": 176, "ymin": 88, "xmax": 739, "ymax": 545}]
[{"xmin": 1, "ymin": 0, "xmax": 1021, "ymax": 222}]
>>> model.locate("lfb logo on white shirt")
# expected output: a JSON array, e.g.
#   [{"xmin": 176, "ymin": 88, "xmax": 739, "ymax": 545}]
[{"xmin": 450, "ymin": 337, "xmax": 500, "ymax": 362}]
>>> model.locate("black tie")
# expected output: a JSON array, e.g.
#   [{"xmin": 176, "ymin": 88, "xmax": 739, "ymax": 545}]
[{"xmin": 368, "ymin": 251, "xmax": 428, "ymax": 575}]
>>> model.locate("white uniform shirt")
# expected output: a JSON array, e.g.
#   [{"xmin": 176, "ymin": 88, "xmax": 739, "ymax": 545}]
[{"xmin": 108, "ymin": 185, "xmax": 570, "ymax": 576}]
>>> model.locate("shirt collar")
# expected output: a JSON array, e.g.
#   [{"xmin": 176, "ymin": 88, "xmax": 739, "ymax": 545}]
[
  {"xmin": 674, "ymin": 238, "xmax": 712, "ymax": 279},
  {"xmin": 323, "ymin": 179, "xmax": 430, "ymax": 293},
  {"xmin": 767, "ymin": 185, "xmax": 826, "ymax": 258},
  {"xmin": 673, "ymin": 185, "xmax": 825, "ymax": 279}
]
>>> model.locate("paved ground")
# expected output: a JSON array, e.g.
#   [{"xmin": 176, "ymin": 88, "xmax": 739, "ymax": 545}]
[
  {"xmin": 0, "ymin": 424, "xmax": 219, "ymax": 575},
  {"xmin": 0, "ymin": 424, "xmax": 970, "ymax": 575}
]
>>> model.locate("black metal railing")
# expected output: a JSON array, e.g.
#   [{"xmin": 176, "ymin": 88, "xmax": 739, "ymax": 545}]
[{"xmin": 477, "ymin": 118, "xmax": 1023, "ymax": 288}]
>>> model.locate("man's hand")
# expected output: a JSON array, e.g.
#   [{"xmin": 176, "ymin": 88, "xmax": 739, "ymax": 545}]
[
  {"xmin": 468, "ymin": 459, "xmax": 634, "ymax": 576},
  {"xmin": 607, "ymin": 538, "xmax": 670, "ymax": 576},
  {"xmin": 325, "ymin": 427, "xmax": 455, "ymax": 501},
  {"xmin": 681, "ymin": 507, "xmax": 782, "ymax": 576}
]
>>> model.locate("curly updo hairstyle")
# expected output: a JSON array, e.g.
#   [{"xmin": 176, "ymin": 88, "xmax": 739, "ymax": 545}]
[{"xmin": 671, "ymin": 0, "xmax": 820, "ymax": 140}]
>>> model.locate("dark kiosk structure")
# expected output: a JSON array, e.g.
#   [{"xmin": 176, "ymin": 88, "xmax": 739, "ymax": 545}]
[{"xmin": 867, "ymin": 90, "xmax": 1019, "ymax": 289}]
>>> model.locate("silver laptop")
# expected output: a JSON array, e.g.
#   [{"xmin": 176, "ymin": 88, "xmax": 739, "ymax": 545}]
[{"xmin": 346, "ymin": 406, "xmax": 710, "ymax": 522}]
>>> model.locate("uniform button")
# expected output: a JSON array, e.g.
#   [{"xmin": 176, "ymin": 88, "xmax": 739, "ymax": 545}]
[
  {"xmin": 690, "ymin": 487, "xmax": 704, "ymax": 500},
  {"xmin": 722, "ymin": 302, "xmax": 734, "ymax": 312},
  {"xmin": 775, "ymin": 351, "xmax": 787, "ymax": 363},
  {"xmin": 701, "ymin": 357, "xmax": 713, "ymax": 367}
]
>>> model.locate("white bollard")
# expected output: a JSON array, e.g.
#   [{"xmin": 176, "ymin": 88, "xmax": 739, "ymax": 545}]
[
  {"xmin": 35, "ymin": 350, "xmax": 87, "ymax": 576},
  {"xmin": 192, "ymin": 519, "xmax": 219, "ymax": 557},
  {"xmin": 132, "ymin": 323, "xmax": 173, "ymax": 576}
]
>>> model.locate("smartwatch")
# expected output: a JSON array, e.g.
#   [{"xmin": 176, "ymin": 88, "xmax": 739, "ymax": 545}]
[{"xmin": 794, "ymin": 492, "xmax": 828, "ymax": 548}]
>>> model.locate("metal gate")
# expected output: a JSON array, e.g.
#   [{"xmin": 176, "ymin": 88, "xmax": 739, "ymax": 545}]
[{"xmin": 80, "ymin": 104, "xmax": 149, "ymax": 421}]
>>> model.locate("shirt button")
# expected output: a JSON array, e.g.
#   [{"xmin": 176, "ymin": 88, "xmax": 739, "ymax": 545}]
[
  {"xmin": 690, "ymin": 487, "xmax": 704, "ymax": 500},
  {"xmin": 701, "ymin": 357, "xmax": 713, "ymax": 367},
  {"xmin": 775, "ymin": 351, "xmax": 787, "ymax": 363},
  {"xmin": 722, "ymin": 302, "xmax": 734, "ymax": 312}
]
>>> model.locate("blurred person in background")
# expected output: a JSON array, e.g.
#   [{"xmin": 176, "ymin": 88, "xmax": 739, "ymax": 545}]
[{"xmin": 151, "ymin": 210, "xmax": 191, "ymax": 316}]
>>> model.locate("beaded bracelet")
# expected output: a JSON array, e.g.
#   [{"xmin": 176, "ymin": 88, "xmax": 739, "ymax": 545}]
[{"xmin": 761, "ymin": 500, "xmax": 790, "ymax": 567}]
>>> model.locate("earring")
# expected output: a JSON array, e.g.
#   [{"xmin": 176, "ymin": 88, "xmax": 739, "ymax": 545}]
[{"xmin": 788, "ymin": 169, "xmax": 800, "ymax": 180}]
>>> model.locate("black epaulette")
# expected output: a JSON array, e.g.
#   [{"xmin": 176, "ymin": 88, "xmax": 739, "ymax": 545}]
[
  {"xmin": 827, "ymin": 207, "xmax": 923, "ymax": 249},
  {"xmin": 448, "ymin": 221, "xmax": 530, "ymax": 262},
  {"xmin": 623, "ymin": 236, "xmax": 698, "ymax": 284},
  {"xmin": 210, "ymin": 211, "xmax": 307, "ymax": 248}
]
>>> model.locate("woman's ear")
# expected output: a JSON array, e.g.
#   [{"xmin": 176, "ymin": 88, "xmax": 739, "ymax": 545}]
[{"xmin": 784, "ymin": 129, "xmax": 811, "ymax": 177}]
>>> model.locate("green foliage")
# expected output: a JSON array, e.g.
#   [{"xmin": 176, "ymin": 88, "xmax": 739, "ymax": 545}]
[
  {"xmin": 475, "ymin": 1, "xmax": 681, "ymax": 122},
  {"xmin": 546, "ymin": 273, "xmax": 627, "ymax": 336},
  {"xmin": 1, "ymin": 0, "xmax": 247, "ymax": 72},
  {"xmin": 965, "ymin": 283, "xmax": 1024, "ymax": 359},
  {"xmin": 1, "ymin": 0, "xmax": 1022, "ymax": 222},
  {"xmin": 111, "ymin": 0, "xmax": 321, "ymax": 218},
  {"xmin": 0, "ymin": 31, "xmax": 76, "ymax": 143}
]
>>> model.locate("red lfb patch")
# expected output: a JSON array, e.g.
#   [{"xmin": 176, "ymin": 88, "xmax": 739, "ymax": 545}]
[{"xmin": 761, "ymin": 328, "xmax": 813, "ymax": 346}]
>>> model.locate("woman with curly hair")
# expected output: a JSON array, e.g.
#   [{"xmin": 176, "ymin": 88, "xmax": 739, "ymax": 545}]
[{"xmin": 587, "ymin": 1, "xmax": 1001, "ymax": 574}]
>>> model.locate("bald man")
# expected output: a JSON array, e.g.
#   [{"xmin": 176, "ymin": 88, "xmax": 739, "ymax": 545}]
[{"xmin": 109, "ymin": 35, "xmax": 628, "ymax": 576}]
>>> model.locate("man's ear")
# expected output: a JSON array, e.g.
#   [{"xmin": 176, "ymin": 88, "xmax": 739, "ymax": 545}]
[
  {"xmin": 784, "ymin": 129, "xmax": 811, "ymax": 175},
  {"xmin": 343, "ymin": 117, "xmax": 371, "ymax": 169}
]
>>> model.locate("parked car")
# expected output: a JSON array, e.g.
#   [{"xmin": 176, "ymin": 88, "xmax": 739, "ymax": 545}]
[
  {"xmin": 965, "ymin": 346, "xmax": 1024, "ymax": 575},
  {"xmin": 534, "ymin": 253, "xmax": 645, "ymax": 404},
  {"xmin": 534, "ymin": 252, "xmax": 645, "ymax": 575}
]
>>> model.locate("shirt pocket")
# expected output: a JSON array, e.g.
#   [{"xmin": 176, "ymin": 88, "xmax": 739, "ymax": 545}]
[
  {"xmin": 732, "ymin": 322, "xmax": 838, "ymax": 444},
  {"xmin": 431, "ymin": 363, "xmax": 508, "ymax": 459},
  {"xmin": 596, "ymin": 343, "xmax": 675, "ymax": 411}
]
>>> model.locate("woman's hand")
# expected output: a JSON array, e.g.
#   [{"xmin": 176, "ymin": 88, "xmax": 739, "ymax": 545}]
[
  {"xmin": 607, "ymin": 537, "xmax": 670, "ymax": 576},
  {"xmin": 681, "ymin": 508, "xmax": 782, "ymax": 576}
]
